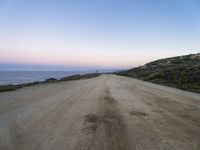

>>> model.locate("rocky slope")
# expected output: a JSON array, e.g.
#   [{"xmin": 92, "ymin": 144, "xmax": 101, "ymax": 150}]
[{"xmin": 117, "ymin": 53, "xmax": 200, "ymax": 93}]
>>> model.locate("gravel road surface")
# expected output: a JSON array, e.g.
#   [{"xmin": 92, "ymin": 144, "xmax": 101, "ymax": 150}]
[{"xmin": 0, "ymin": 75, "xmax": 200, "ymax": 150}]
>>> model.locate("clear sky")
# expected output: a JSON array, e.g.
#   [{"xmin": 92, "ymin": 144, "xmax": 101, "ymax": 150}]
[{"xmin": 0, "ymin": 0, "xmax": 200, "ymax": 70}]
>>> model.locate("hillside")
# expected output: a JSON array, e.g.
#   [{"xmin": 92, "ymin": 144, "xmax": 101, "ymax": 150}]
[{"xmin": 117, "ymin": 53, "xmax": 200, "ymax": 93}]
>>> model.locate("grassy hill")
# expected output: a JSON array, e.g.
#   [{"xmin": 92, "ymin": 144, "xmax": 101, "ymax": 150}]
[{"xmin": 117, "ymin": 53, "xmax": 200, "ymax": 93}]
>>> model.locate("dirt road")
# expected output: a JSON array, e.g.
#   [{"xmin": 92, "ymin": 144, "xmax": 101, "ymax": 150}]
[{"xmin": 0, "ymin": 75, "xmax": 200, "ymax": 150}]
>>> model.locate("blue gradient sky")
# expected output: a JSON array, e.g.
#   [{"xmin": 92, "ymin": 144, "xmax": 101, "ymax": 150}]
[{"xmin": 0, "ymin": 0, "xmax": 200, "ymax": 70}]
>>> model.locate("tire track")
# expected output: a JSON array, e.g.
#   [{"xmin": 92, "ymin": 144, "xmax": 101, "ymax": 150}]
[{"xmin": 82, "ymin": 82, "xmax": 131, "ymax": 150}]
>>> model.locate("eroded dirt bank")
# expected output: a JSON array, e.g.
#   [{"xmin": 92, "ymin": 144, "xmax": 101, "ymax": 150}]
[{"xmin": 0, "ymin": 75, "xmax": 200, "ymax": 150}]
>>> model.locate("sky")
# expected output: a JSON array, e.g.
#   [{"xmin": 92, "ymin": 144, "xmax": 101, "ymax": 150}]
[{"xmin": 0, "ymin": 0, "xmax": 200, "ymax": 71}]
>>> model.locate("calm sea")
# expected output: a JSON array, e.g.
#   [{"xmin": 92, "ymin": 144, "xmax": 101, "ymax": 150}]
[{"xmin": 0, "ymin": 71, "xmax": 98, "ymax": 85}]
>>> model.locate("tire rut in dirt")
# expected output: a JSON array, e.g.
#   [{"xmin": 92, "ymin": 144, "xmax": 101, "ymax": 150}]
[{"xmin": 81, "ymin": 88, "xmax": 132, "ymax": 150}]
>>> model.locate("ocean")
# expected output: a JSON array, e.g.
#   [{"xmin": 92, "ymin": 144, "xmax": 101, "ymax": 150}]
[{"xmin": 0, "ymin": 71, "xmax": 99, "ymax": 85}]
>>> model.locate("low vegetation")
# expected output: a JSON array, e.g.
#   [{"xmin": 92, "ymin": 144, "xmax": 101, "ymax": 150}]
[
  {"xmin": 0, "ymin": 73, "xmax": 100, "ymax": 92},
  {"xmin": 116, "ymin": 53, "xmax": 200, "ymax": 93}
]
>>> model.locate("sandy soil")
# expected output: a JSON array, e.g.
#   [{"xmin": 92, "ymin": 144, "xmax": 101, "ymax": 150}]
[{"xmin": 0, "ymin": 75, "xmax": 200, "ymax": 150}]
